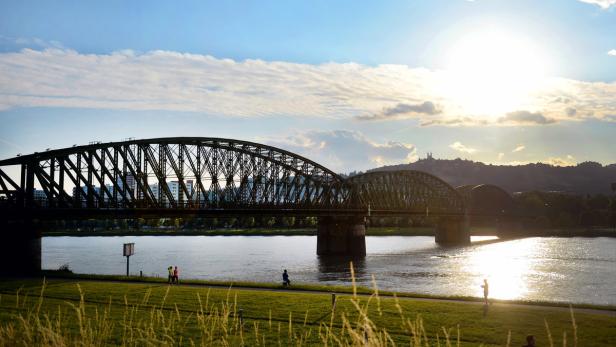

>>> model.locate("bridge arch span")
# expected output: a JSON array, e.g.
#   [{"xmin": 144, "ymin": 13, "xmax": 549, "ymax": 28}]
[
  {"xmin": 345, "ymin": 170, "xmax": 465, "ymax": 216},
  {"xmin": 456, "ymin": 184, "xmax": 515, "ymax": 216},
  {"xmin": 0, "ymin": 137, "xmax": 345, "ymax": 211},
  {"xmin": 456, "ymin": 184, "xmax": 520, "ymax": 237},
  {"xmin": 315, "ymin": 170, "xmax": 470, "ymax": 251}
]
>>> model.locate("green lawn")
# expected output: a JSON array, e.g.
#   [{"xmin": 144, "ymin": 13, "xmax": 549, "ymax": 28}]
[{"xmin": 0, "ymin": 278, "xmax": 614, "ymax": 346}]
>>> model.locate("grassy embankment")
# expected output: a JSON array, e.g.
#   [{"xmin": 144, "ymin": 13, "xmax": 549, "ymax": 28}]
[
  {"xmin": 37, "ymin": 271, "xmax": 616, "ymax": 311},
  {"xmin": 0, "ymin": 276, "xmax": 614, "ymax": 346}
]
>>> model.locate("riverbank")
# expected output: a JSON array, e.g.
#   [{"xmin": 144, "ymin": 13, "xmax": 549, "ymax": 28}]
[
  {"xmin": 41, "ymin": 226, "xmax": 616, "ymax": 237},
  {"xmin": 42, "ymin": 226, "xmax": 435, "ymax": 237},
  {"xmin": 0, "ymin": 276, "xmax": 614, "ymax": 346}
]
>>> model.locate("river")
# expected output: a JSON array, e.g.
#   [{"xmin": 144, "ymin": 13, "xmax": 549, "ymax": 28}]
[{"xmin": 42, "ymin": 235, "xmax": 616, "ymax": 305}]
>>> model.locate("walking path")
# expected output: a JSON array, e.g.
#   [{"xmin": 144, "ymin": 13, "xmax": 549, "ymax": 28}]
[{"xmin": 40, "ymin": 276, "xmax": 616, "ymax": 317}]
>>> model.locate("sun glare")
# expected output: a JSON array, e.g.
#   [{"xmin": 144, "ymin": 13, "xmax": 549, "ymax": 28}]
[
  {"xmin": 467, "ymin": 238, "xmax": 541, "ymax": 300},
  {"xmin": 443, "ymin": 29, "xmax": 550, "ymax": 117}
]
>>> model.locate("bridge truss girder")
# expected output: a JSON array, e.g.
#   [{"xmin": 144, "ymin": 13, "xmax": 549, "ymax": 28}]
[
  {"xmin": 0, "ymin": 138, "xmax": 346, "ymax": 212},
  {"xmin": 345, "ymin": 170, "xmax": 466, "ymax": 216},
  {"xmin": 0, "ymin": 138, "xmax": 486, "ymax": 219}
]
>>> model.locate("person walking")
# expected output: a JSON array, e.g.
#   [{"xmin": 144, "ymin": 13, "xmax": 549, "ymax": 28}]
[
  {"xmin": 173, "ymin": 266, "xmax": 180, "ymax": 284},
  {"xmin": 282, "ymin": 269, "xmax": 290, "ymax": 287},
  {"xmin": 481, "ymin": 279, "xmax": 489, "ymax": 305},
  {"xmin": 167, "ymin": 266, "xmax": 173, "ymax": 284}
]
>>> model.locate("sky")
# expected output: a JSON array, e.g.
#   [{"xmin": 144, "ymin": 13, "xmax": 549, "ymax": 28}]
[{"xmin": 0, "ymin": 0, "xmax": 615, "ymax": 174}]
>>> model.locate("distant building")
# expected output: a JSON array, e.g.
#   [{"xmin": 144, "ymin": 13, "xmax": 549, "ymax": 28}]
[
  {"xmin": 117, "ymin": 174, "xmax": 136, "ymax": 193},
  {"xmin": 72, "ymin": 186, "xmax": 101, "ymax": 198},
  {"xmin": 149, "ymin": 180, "xmax": 194, "ymax": 205},
  {"xmin": 33, "ymin": 189, "xmax": 47, "ymax": 202},
  {"xmin": 66, "ymin": 178, "xmax": 198, "ymax": 206}
]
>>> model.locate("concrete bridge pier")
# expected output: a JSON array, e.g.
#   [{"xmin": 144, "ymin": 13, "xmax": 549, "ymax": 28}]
[
  {"xmin": 435, "ymin": 215, "xmax": 470, "ymax": 245},
  {"xmin": 317, "ymin": 216, "xmax": 366, "ymax": 256},
  {"xmin": 0, "ymin": 219, "xmax": 41, "ymax": 276}
]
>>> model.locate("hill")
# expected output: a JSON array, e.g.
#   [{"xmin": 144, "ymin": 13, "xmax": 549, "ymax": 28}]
[{"xmin": 365, "ymin": 158, "xmax": 616, "ymax": 194}]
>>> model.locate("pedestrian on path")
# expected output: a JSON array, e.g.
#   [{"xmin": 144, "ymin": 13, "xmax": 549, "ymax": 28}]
[
  {"xmin": 167, "ymin": 266, "xmax": 173, "ymax": 284},
  {"xmin": 173, "ymin": 266, "xmax": 180, "ymax": 284},
  {"xmin": 282, "ymin": 269, "xmax": 290, "ymax": 287},
  {"xmin": 481, "ymin": 279, "xmax": 489, "ymax": 305}
]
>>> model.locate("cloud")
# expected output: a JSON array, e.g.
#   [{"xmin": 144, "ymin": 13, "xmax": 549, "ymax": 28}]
[
  {"xmin": 578, "ymin": 0, "xmax": 616, "ymax": 9},
  {"xmin": 449, "ymin": 141, "xmax": 477, "ymax": 154},
  {"xmin": 262, "ymin": 130, "xmax": 417, "ymax": 172},
  {"xmin": 552, "ymin": 97, "xmax": 571, "ymax": 104},
  {"xmin": 566, "ymin": 107, "xmax": 577, "ymax": 117},
  {"xmin": 0, "ymin": 48, "xmax": 615, "ymax": 125},
  {"xmin": 546, "ymin": 155, "xmax": 576, "ymax": 167},
  {"xmin": 512, "ymin": 145, "xmax": 526, "ymax": 153},
  {"xmin": 0, "ymin": 35, "xmax": 66, "ymax": 50},
  {"xmin": 420, "ymin": 117, "xmax": 488, "ymax": 127},
  {"xmin": 356, "ymin": 101, "xmax": 441, "ymax": 121},
  {"xmin": 498, "ymin": 110, "xmax": 557, "ymax": 125},
  {"xmin": 608, "ymin": 49, "xmax": 616, "ymax": 56},
  {"xmin": 497, "ymin": 154, "xmax": 577, "ymax": 167},
  {"xmin": 497, "ymin": 152, "xmax": 505, "ymax": 160}
]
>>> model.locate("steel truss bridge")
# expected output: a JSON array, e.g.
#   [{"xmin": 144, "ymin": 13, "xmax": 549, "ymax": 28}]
[
  {"xmin": 0, "ymin": 137, "xmax": 520, "ymax": 270},
  {"xmin": 0, "ymin": 137, "xmax": 481, "ymax": 219}
]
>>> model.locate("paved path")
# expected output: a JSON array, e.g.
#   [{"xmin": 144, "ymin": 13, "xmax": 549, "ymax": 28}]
[{"xmin": 38, "ymin": 276, "xmax": 616, "ymax": 318}]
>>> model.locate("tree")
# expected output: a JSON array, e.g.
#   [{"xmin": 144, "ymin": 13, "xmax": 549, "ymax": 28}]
[
  {"xmin": 263, "ymin": 216, "xmax": 276, "ymax": 228},
  {"xmin": 243, "ymin": 217, "xmax": 256, "ymax": 228},
  {"xmin": 281, "ymin": 216, "xmax": 295, "ymax": 228}
]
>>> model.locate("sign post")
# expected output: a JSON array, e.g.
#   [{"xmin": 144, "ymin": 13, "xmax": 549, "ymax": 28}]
[
  {"xmin": 123, "ymin": 243, "xmax": 135, "ymax": 276},
  {"xmin": 612, "ymin": 183, "xmax": 616, "ymax": 231}
]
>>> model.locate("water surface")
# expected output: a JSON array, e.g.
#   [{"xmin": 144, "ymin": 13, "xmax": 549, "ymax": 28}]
[{"xmin": 43, "ymin": 235, "xmax": 616, "ymax": 305}]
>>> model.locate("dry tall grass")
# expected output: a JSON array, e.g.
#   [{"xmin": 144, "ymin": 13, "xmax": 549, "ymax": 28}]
[{"xmin": 0, "ymin": 267, "xmax": 581, "ymax": 346}]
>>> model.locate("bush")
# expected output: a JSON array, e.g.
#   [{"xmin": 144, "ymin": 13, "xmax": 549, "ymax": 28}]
[{"xmin": 57, "ymin": 264, "xmax": 72, "ymax": 273}]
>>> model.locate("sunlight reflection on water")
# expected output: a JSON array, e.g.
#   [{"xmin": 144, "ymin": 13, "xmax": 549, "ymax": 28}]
[{"xmin": 465, "ymin": 238, "xmax": 539, "ymax": 300}]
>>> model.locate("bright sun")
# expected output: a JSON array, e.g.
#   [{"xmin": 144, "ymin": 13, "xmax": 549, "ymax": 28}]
[{"xmin": 443, "ymin": 29, "xmax": 550, "ymax": 117}]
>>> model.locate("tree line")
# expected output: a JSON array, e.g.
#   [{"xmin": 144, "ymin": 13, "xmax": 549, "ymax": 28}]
[
  {"xmin": 36, "ymin": 192, "xmax": 616, "ymax": 232},
  {"xmin": 514, "ymin": 191, "xmax": 616, "ymax": 228}
]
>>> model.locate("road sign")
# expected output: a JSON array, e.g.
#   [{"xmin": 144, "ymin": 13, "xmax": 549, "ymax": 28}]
[
  {"xmin": 123, "ymin": 243, "xmax": 135, "ymax": 276},
  {"xmin": 123, "ymin": 243, "xmax": 134, "ymax": 257}
]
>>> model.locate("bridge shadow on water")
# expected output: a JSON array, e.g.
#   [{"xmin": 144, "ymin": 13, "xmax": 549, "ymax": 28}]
[
  {"xmin": 432, "ymin": 236, "xmax": 511, "ymax": 252},
  {"xmin": 470, "ymin": 237, "xmax": 505, "ymax": 246},
  {"xmin": 315, "ymin": 237, "xmax": 510, "ymax": 282},
  {"xmin": 316, "ymin": 256, "xmax": 367, "ymax": 282}
]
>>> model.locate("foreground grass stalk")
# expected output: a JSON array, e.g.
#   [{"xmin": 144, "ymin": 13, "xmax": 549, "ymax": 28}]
[
  {"xmin": 0, "ymin": 274, "xmax": 600, "ymax": 347},
  {"xmin": 569, "ymin": 305, "xmax": 578, "ymax": 347},
  {"xmin": 545, "ymin": 319, "xmax": 554, "ymax": 347}
]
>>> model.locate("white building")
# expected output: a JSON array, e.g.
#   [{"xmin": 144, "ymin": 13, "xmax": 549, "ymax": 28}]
[{"xmin": 149, "ymin": 180, "xmax": 194, "ymax": 205}]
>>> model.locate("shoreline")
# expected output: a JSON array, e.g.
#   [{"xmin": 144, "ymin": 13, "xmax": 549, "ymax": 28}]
[{"xmin": 41, "ymin": 226, "xmax": 616, "ymax": 238}]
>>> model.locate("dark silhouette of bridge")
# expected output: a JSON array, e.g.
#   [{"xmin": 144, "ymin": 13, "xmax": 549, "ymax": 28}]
[{"xmin": 0, "ymin": 137, "xmax": 519, "ymax": 274}]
